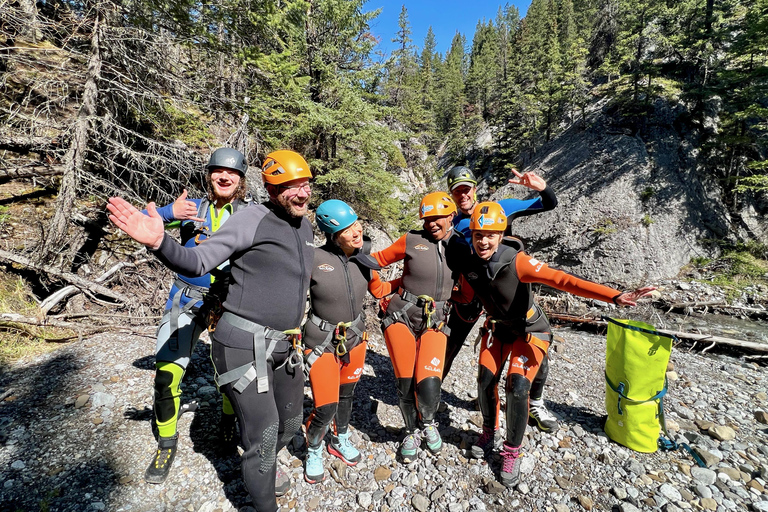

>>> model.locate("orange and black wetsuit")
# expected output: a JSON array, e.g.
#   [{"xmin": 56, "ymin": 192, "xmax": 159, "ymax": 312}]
[
  {"xmin": 447, "ymin": 237, "xmax": 622, "ymax": 447},
  {"xmin": 373, "ymin": 230, "xmax": 453, "ymax": 432},
  {"xmin": 304, "ymin": 241, "xmax": 399, "ymax": 449}
]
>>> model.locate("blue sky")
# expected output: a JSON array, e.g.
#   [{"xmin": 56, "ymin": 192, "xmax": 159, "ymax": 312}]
[{"xmin": 365, "ymin": 0, "xmax": 533, "ymax": 58}]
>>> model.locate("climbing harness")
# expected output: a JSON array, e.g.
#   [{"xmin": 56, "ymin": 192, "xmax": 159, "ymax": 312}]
[{"xmin": 215, "ymin": 312, "xmax": 303, "ymax": 394}]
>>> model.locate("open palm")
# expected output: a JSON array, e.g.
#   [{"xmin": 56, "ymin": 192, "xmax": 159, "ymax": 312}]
[{"xmin": 107, "ymin": 197, "xmax": 165, "ymax": 250}]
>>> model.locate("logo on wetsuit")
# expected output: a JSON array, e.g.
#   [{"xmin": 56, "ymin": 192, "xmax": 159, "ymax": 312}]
[
  {"xmin": 424, "ymin": 357, "xmax": 442, "ymax": 373},
  {"xmin": 318, "ymin": 264, "xmax": 335, "ymax": 272},
  {"xmin": 348, "ymin": 367, "xmax": 364, "ymax": 380},
  {"xmin": 414, "ymin": 244, "xmax": 429, "ymax": 252},
  {"xmin": 510, "ymin": 354, "xmax": 531, "ymax": 371},
  {"xmin": 528, "ymin": 258, "xmax": 544, "ymax": 272}
]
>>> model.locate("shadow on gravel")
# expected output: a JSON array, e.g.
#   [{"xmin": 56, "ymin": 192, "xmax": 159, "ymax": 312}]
[
  {"xmin": 0, "ymin": 353, "xmax": 119, "ymax": 511},
  {"xmin": 548, "ymin": 400, "xmax": 605, "ymax": 431},
  {"xmin": 185, "ymin": 342, "xmax": 249, "ymax": 509},
  {"xmin": 131, "ymin": 354, "xmax": 155, "ymax": 370}
]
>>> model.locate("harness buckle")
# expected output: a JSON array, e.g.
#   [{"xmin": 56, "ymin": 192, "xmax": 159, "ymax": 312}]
[
  {"xmin": 193, "ymin": 226, "xmax": 213, "ymax": 245},
  {"xmin": 334, "ymin": 322, "xmax": 349, "ymax": 357}
]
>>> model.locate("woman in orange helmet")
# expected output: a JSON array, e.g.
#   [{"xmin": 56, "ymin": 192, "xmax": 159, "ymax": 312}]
[
  {"xmin": 373, "ymin": 192, "xmax": 456, "ymax": 462},
  {"xmin": 447, "ymin": 202, "xmax": 655, "ymax": 489}
]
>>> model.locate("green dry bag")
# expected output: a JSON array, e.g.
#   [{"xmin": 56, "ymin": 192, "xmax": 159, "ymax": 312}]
[{"xmin": 604, "ymin": 317, "xmax": 674, "ymax": 453}]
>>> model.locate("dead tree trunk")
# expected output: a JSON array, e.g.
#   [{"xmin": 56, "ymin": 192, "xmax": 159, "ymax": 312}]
[{"xmin": 42, "ymin": 11, "xmax": 102, "ymax": 263}]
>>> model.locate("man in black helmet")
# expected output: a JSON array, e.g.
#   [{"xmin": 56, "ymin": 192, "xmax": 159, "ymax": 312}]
[
  {"xmin": 143, "ymin": 147, "xmax": 251, "ymax": 484},
  {"xmin": 444, "ymin": 165, "xmax": 560, "ymax": 433}
]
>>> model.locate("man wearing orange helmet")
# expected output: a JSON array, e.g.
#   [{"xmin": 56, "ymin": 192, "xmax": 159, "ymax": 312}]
[
  {"xmin": 372, "ymin": 192, "xmax": 456, "ymax": 463},
  {"xmin": 446, "ymin": 202, "xmax": 655, "ymax": 489},
  {"xmin": 108, "ymin": 149, "xmax": 314, "ymax": 512}
]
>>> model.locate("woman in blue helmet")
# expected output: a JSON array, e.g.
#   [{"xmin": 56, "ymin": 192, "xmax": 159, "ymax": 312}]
[{"xmin": 302, "ymin": 199, "xmax": 400, "ymax": 484}]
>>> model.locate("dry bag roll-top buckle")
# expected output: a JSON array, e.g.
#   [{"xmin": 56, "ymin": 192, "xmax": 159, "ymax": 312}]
[
  {"xmin": 286, "ymin": 328, "xmax": 303, "ymax": 369},
  {"xmin": 334, "ymin": 322, "xmax": 351, "ymax": 357}
]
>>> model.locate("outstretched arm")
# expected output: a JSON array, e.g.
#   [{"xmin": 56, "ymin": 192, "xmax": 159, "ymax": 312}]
[
  {"xmin": 613, "ymin": 287, "xmax": 657, "ymax": 306},
  {"xmin": 107, "ymin": 197, "xmax": 165, "ymax": 249}
]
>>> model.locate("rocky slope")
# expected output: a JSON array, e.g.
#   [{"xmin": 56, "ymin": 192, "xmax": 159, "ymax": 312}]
[
  {"xmin": 1, "ymin": 308, "xmax": 767, "ymax": 512},
  {"xmin": 479, "ymin": 99, "xmax": 768, "ymax": 285}
]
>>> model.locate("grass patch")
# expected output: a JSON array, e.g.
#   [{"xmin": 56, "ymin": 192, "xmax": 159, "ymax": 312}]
[
  {"xmin": 591, "ymin": 218, "xmax": 617, "ymax": 236},
  {"xmin": 700, "ymin": 251, "xmax": 768, "ymax": 300},
  {"xmin": 0, "ymin": 271, "xmax": 73, "ymax": 364}
]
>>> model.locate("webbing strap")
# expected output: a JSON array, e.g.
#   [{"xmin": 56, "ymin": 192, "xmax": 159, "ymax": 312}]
[
  {"xmin": 304, "ymin": 313, "xmax": 364, "ymax": 370},
  {"xmin": 163, "ymin": 279, "xmax": 208, "ymax": 351},
  {"xmin": 215, "ymin": 312, "xmax": 292, "ymax": 394}
]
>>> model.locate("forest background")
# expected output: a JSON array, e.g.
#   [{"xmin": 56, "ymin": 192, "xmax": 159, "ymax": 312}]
[{"xmin": 0, "ymin": 0, "xmax": 767, "ymax": 352}]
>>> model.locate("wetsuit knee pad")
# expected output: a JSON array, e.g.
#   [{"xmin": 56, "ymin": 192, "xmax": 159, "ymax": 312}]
[
  {"xmin": 396, "ymin": 377, "xmax": 415, "ymax": 400},
  {"xmin": 154, "ymin": 362, "xmax": 184, "ymax": 424},
  {"xmin": 259, "ymin": 421, "xmax": 279, "ymax": 474},
  {"xmin": 505, "ymin": 373, "xmax": 531, "ymax": 403},
  {"xmin": 281, "ymin": 413, "xmax": 303, "ymax": 447},
  {"xmin": 415, "ymin": 376, "xmax": 441, "ymax": 421}
]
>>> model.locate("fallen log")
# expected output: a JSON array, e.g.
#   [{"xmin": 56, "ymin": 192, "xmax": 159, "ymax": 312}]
[
  {"xmin": 39, "ymin": 259, "xmax": 148, "ymax": 314},
  {"xmin": 0, "ymin": 164, "xmax": 65, "ymax": 184},
  {"xmin": 546, "ymin": 312, "xmax": 768, "ymax": 354},
  {"xmin": 0, "ymin": 249, "xmax": 131, "ymax": 305},
  {"xmin": 0, "ymin": 312, "xmax": 155, "ymax": 339}
]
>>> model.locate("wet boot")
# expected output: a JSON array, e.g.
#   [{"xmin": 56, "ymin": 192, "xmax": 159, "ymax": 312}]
[{"xmin": 145, "ymin": 435, "xmax": 178, "ymax": 484}]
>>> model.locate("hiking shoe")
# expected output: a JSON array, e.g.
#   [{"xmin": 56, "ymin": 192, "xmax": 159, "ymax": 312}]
[
  {"xmin": 304, "ymin": 443, "xmax": 325, "ymax": 484},
  {"xmin": 499, "ymin": 443, "xmax": 522, "ymax": 488},
  {"xmin": 275, "ymin": 465, "xmax": 290, "ymax": 496},
  {"xmin": 471, "ymin": 426, "xmax": 499, "ymax": 459},
  {"xmin": 145, "ymin": 435, "xmax": 178, "ymax": 484},
  {"xmin": 327, "ymin": 431, "xmax": 361, "ymax": 466},
  {"xmin": 399, "ymin": 430, "xmax": 421, "ymax": 463},
  {"xmin": 220, "ymin": 413, "xmax": 238, "ymax": 446},
  {"xmin": 421, "ymin": 422, "xmax": 443, "ymax": 455},
  {"xmin": 529, "ymin": 402, "xmax": 558, "ymax": 432}
]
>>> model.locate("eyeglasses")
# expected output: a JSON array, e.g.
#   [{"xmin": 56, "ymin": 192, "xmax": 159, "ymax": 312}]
[{"xmin": 279, "ymin": 183, "xmax": 311, "ymax": 194}]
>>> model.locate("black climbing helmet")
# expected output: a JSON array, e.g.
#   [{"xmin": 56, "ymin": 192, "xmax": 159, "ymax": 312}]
[
  {"xmin": 206, "ymin": 147, "xmax": 247, "ymax": 174},
  {"xmin": 446, "ymin": 166, "xmax": 477, "ymax": 190}
]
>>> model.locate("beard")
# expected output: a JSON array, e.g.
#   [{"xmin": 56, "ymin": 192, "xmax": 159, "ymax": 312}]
[{"xmin": 275, "ymin": 193, "xmax": 308, "ymax": 218}]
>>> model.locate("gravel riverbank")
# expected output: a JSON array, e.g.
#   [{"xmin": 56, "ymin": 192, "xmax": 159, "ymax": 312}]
[{"xmin": 1, "ymin": 316, "xmax": 767, "ymax": 512}]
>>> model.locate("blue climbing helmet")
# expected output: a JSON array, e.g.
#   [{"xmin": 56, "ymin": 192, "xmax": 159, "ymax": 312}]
[{"xmin": 316, "ymin": 199, "xmax": 358, "ymax": 235}]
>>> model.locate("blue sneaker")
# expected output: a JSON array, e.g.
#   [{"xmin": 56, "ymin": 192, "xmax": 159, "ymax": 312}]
[
  {"xmin": 327, "ymin": 431, "xmax": 361, "ymax": 466},
  {"xmin": 304, "ymin": 443, "xmax": 325, "ymax": 484}
]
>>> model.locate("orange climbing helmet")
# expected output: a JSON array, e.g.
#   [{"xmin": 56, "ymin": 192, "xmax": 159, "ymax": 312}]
[
  {"xmin": 261, "ymin": 150, "xmax": 312, "ymax": 185},
  {"xmin": 419, "ymin": 192, "xmax": 457, "ymax": 219},
  {"xmin": 469, "ymin": 202, "xmax": 508, "ymax": 231}
]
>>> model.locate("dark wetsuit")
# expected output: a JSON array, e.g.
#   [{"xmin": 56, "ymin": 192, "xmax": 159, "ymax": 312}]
[
  {"xmin": 374, "ymin": 230, "xmax": 454, "ymax": 431},
  {"xmin": 444, "ymin": 187, "xmax": 558, "ymax": 380},
  {"xmin": 304, "ymin": 242, "xmax": 398, "ymax": 448},
  {"xmin": 447, "ymin": 236, "xmax": 621, "ymax": 448},
  {"xmin": 154, "ymin": 201, "xmax": 313, "ymax": 512}
]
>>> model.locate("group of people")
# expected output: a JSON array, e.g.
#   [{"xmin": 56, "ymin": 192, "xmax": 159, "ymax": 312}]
[{"xmin": 107, "ymin": 148, "xmax": 654, "ymax": 512}]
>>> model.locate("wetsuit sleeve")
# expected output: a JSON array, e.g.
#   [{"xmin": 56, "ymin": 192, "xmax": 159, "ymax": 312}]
[
  {"xmin": 372, "ymin": 234, "xmax": 408, "ymax": 267},
  {"xmin": 515, "ymin": 252, "xmax": 621, "ymax": 303},
  {"xmin": 451, "ymin": 274, "xmax": 475, "ymax": 304},
  {"xmin": 367, "ymin": 270, "xmax": 402, "ymax": 298},
  {"xmin": 500, "ymin": 186, "xmax": 558, "ymax": 223},
  {"xmin": 152, "ymin": 206, "xmax": 264, "ymax": 277}
]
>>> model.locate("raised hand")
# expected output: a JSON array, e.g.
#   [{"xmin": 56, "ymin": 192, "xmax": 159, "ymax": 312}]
[
  {"xmin": 171, "ymin": 189, "xmax": 205, "ymax": 222},
  {"xmin": 508, "ymin": 168, "xmax": 547, "ymax": 192},
  {"xmin": 614, "ymin": 286, "xmax": 657, "ymax": 307},
  {"xmin": 107, "ymin": 197, "xmax": 165, "ymax": 250}
]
